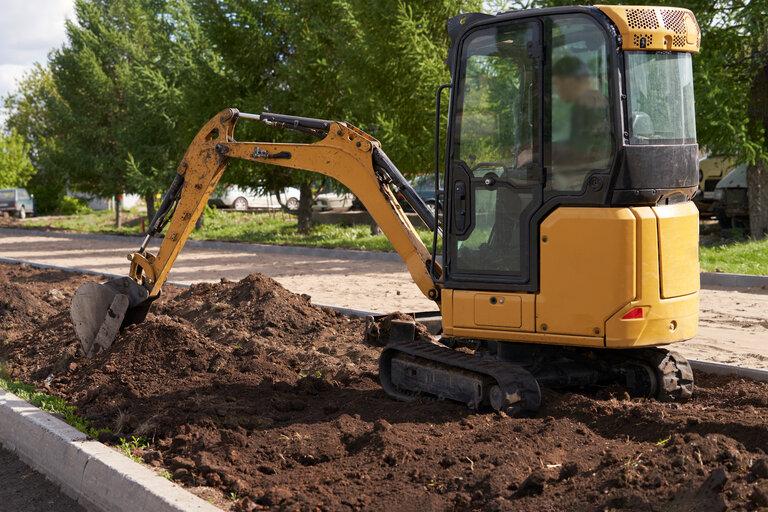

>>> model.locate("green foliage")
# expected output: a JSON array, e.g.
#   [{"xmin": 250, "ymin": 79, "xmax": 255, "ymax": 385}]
[
  {"xmin": 5, "ymin": 0, "xmax": 480, "ymax": 229},
  {"xmin": 49, "ymin": 0, "xmax": 208, "ymax": 201},
  {"xmin": 4, "ymin": 1, "xmax": 214, "ymax": 219},
  {"xmin": 118, "ymin": 435, "xmax": 149, "ymax": 463},
  {"xmin": 57, "ymin": 195, "xmax": 92, "ymax": 215},
  {"xmin": 3, "ymin": 66, "xmax": 69, "ymax": 213},
  {"xmin": 0, "ymin": 131, "xmax": 35, "ymax": 188},
  {"xmin": 191, "ymin": 0, "xmax": 478, "ymax": 227}
]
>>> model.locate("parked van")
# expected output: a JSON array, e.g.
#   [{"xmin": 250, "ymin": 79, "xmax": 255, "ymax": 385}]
[
  {"xmin": 713, "ymin": 164, "xmax": 749, "ymax": 229},
  {"xmin": 0, "ymin": 188, "xmax": 34, "ymax": 218}
]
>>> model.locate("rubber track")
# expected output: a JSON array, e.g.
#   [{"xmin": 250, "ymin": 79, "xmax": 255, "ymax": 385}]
[
  {"xmin": 642, "ymin": 349, "xmax": 695, "ymax": 401},
  {"xmin": 380, "ymin": 338, "xmax": 541, "ymax": 413}
]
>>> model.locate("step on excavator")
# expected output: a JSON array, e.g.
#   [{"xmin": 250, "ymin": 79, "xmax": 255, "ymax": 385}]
[{"xmin": 71, "ymin": 5, "xmax": 701, "ymax": 414}]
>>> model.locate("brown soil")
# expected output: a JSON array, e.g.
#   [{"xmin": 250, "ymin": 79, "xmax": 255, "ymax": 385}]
[{"xmin": 2, "ymin": 262, "xmax": 768, "ymax": 511}]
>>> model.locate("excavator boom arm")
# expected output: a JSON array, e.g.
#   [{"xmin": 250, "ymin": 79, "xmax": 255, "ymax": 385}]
[{"xmin": 133, "ymin": 108, "xmax": 440, "ymax": 302}]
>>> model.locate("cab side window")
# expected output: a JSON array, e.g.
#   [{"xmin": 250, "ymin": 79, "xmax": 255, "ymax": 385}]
[{"xmin": 547, "ymin": 15, "xmax": 612, "ymax": 192}]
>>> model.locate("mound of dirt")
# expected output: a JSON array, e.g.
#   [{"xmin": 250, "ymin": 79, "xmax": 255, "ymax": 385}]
[
  {"xmin": 0, "ymin": 278, "xmax": 56, "ymax": 331},
  {"xmin": 4, "ymin": 262, "xmax": 768, "ymax": 511},
  {"xmin": 160, "ymin": 274, "xmax": 364, "ymax": 350}
]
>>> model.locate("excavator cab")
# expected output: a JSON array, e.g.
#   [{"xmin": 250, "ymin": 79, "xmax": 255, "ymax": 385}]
[
  {"xmin": 71, "ymin": 5, "xmax": 701, "ymax": 414},
  {"xmin": 436, "ymin": 5, "xmax": 699, "ymax": 342}
]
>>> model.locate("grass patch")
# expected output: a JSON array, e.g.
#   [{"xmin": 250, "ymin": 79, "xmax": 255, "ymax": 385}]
[
  {"xmin": 0, "ymin": 370, "xmax": 107, "ymax": 439},
  {"xmin": 700, "ymin": 236, "xmax": 768, "ymax": 275},
  {"xmin": 24, "ymin": 208, "xmax": 439, "ymax": 252},
  {"xmin": 25, "ymin": 209, "xmax": 145, "ymax": 236}
]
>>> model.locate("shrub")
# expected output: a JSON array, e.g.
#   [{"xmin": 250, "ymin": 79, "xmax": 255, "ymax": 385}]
[{"xmin": 57, "ymin": 195, "xmax": 91, "ymax": 215}]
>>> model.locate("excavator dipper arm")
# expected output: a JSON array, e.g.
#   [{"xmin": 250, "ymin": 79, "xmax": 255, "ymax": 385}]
[{"xmin": 70, "ymin": 108, "xmax": 440, "ymax": 357}]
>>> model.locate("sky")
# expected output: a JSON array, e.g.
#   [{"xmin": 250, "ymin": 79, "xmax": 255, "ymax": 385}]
[{"xmin": 0, "ymin": 0, "xmax": 75, "ymax": 107}]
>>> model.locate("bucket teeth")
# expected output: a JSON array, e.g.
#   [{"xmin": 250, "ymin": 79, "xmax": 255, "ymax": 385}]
[{"xmin": 70, "ymin": 277, "xmax": 152, "ymax": 357}]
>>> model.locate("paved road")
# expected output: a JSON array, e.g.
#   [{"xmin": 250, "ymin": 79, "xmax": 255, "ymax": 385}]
[
  {"xmin": 0, "ymin": 446, "xmax": 85, "ymax": 512},
  {"xmin": 1, "ymin": 227, "xmax": 766, "ymax": 368}
]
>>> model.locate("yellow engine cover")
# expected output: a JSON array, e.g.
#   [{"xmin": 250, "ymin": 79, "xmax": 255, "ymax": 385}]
[
  {"xmin": 596, "ymin": 5, "xmax": 700, "ymax": 53},
  {"xmin": 441, "ymin": 203, "xmax": 700, "ymax": 349}
]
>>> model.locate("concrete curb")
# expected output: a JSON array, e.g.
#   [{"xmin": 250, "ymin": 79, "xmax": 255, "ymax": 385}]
[
  {"xmin": 689, "ymin": 360, "xmax": 768, "ymax": 382},
  {"xmin": 700, "ymin": 271, "xmax": 768, "ymax": 289},
  {"xmin": 0, "ymin": 389, "xmax": 221, "ymax": 512},
  {"xmin": 0, "ymin": 226, "xmax": 402, "ymax": 262}
]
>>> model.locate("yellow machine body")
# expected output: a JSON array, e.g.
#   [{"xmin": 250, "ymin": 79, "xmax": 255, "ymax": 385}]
[{"xmin": 442, "ymin": 202, "xmax": 700, "ymax": 349}]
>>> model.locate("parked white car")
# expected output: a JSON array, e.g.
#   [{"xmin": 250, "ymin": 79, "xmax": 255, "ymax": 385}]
[
  {"xmin": 208, "ymin": 186, "xmax": 301, "ymax": 211},
  {"xmin": 313, "ymin": 190, "xmax": 354, "ymax": 211},
  {"xmin": 70, "ymin": 192, "xmax": 141, "ymax": 211}
]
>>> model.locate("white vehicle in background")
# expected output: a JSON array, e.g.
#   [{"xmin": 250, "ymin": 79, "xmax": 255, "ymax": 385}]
[
  {"xmin": 313, "ymin": 188, "xmax": 354, "ymax": 211},
  {"xmin": 70, "ymin": 192, "xmax": 141, "ymax": 211},
  {"xmin": 208, "ymin": 186, "xmax": 301, "ymax": 211}
]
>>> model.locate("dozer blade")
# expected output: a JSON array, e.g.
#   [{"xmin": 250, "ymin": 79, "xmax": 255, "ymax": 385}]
[{"xmin": 70, "ymin": 277, "xmax": 153, "ymax": 357}]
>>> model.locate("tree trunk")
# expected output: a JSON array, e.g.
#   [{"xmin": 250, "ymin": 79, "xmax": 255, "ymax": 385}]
[
  {"xmin": 297, "ymin": 181, "xmax": 313, "ymax": 234},
  {"xmin": 748, "ymin": 59, "xmax": 768, "ymax": 238},
  {"xmin": 195, "ymin": 211, "xmax": 205, "ymax": 231},
  {"xmin": 145, "ymin": 192, "xmax": 156, "ymax": 224},
  {"xmin": 114, "ymin": 194, "xmax": 122, "ymax": 228},
  {"xmin": 747, "ymin": 162, "xmax": 768, "ymax": 238}
]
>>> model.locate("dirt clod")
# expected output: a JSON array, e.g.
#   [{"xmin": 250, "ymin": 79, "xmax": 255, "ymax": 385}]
[
  {"xmin": 751, "ymin": 483, "xmax": 768, "ymax": 507},
  {"xmin": 517, "ymin": 469, "xmax": 547, "ymax": 497},
  {"xmin": 752, "ymin": 458, "xmax": 768, "ymax": 480},
  {"xmin": 559, "ymin": 461, "xmax": 580, "ymax": 480}
]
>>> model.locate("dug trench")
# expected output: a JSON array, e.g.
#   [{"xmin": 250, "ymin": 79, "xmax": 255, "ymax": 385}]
[{"xmin": 1, "ymin": 262, "xmax": 768, "ymax": 511}]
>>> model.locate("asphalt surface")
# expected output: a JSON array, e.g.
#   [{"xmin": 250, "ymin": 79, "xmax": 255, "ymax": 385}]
[{"xmin": 0, "ymin": 446, "xmax": 84, "ymax": 512}]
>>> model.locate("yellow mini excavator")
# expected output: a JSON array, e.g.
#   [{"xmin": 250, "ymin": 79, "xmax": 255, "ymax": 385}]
[{"xmin": 71, "ymin": 5, "xmax": 702, "ymax": 414}]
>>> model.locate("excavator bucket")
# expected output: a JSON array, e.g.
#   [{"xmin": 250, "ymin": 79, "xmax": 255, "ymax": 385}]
[{"xmin": 70, "ymin": 277, "xmax": 153, "ymax": 357}]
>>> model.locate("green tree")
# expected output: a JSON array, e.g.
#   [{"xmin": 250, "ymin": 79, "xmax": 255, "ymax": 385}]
[
  {"xmin": 691, "ymin": 1, "xmax": 768, "ymax": 238},
  {"xmin": 3, "ymin": 66, "xmax": 68, "ymax": 213},
  {"xmin": 0, "ymin": 131, "xmax": 36, "ymax": 189},
  {"xmin": 193, "ymin": 0, "xmax": 478, "ymax": 232},
  {"xmin": 46, "ymin": 0, "xmax": 214, "ymax": 226}
]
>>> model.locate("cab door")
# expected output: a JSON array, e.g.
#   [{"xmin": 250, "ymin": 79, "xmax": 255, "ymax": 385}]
[{"xmin": 445, "ymin": 19, "xmax": 543, "ymax": 290}]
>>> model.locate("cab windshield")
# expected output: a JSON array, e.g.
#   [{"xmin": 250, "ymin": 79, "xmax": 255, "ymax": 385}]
[{"xmin": 626, "ymin": 52, "xmax": 696, "ymax": 144}]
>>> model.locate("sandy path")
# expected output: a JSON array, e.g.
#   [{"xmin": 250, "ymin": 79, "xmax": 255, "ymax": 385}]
[
  {"xmin": 1, "ymin": 228, "xmax": 765, "ymax": 367},
  {"xmin": 0, "ymin": 229, "xmax": 434, "ymax": 312}
]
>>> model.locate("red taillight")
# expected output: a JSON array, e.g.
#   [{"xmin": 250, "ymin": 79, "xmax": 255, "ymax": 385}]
[{"xmin": 621, "ymin": 307, "xmax": 644, "ymax": 320}]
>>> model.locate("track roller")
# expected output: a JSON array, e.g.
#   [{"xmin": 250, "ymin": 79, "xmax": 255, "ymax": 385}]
[{"xmin": 379, "ymin": 337, "xmax": 541, "ymax": 415}]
